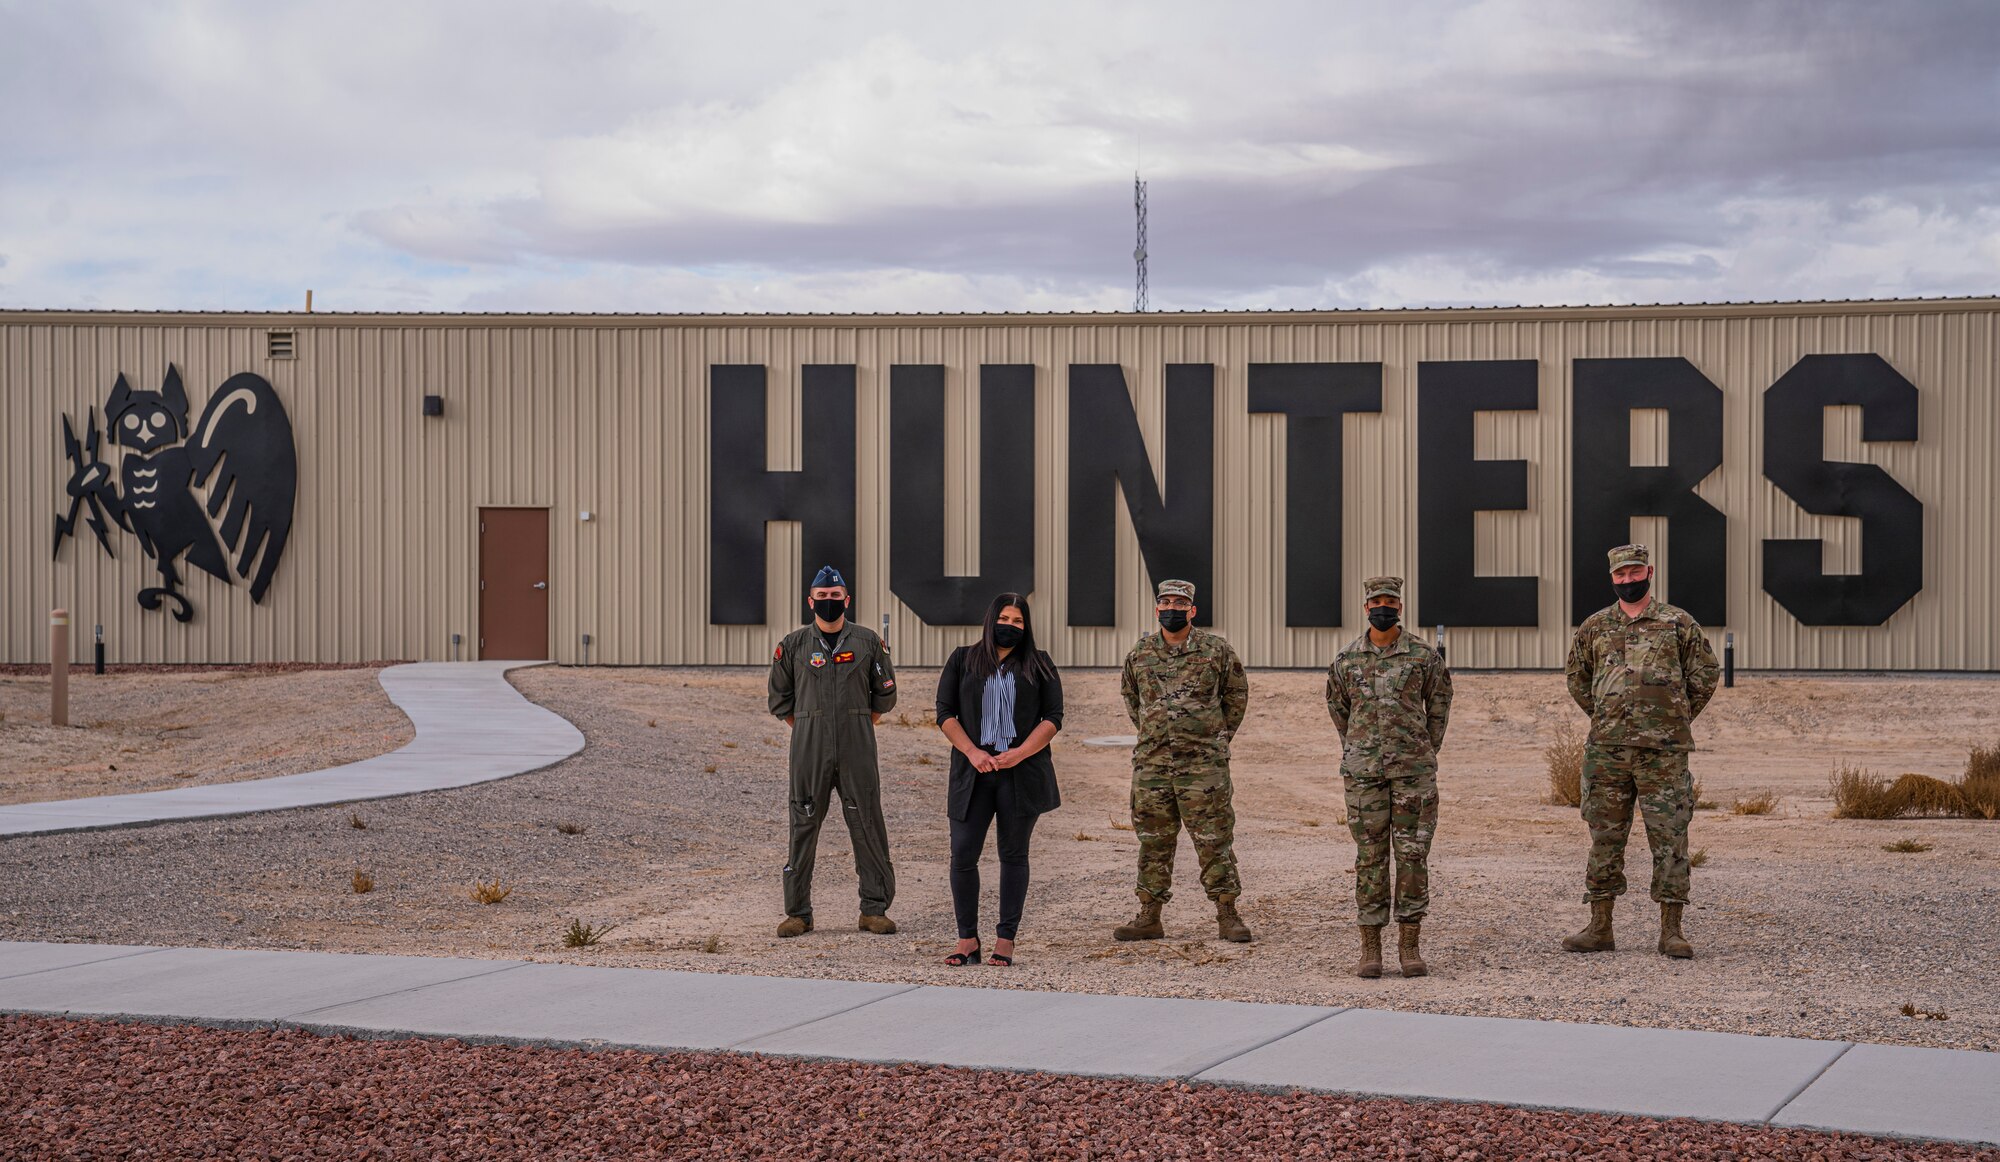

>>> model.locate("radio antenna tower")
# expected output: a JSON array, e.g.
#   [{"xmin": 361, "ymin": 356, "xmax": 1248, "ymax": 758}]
[{"xmin": 1133, "ymin": 174, "xmax": 1149, "ymax": 312}]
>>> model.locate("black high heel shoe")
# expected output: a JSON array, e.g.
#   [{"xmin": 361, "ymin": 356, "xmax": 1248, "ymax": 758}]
[
  {"xmin": 943, "ymin": 940, "xmax": 982, "ymax": 966},
  {"xmin": 988, "ymin": 940, "xmax": 1014, "ymax": 967}
]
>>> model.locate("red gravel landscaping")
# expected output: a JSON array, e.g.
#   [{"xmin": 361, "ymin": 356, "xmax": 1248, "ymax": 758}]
[{"xmin": 1, "ymin": 1016, "xmax": 1989, "ymax": 1161}]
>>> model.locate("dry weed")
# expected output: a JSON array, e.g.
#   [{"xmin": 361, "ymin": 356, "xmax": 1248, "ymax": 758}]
[
  {"xmin": 1961, "ymin": 742, "xmax": 2000, "ymax": 819},
  {"xmin": 1831, "ymin": 763, "xmax": 1900, "ymax": 819},
  {"xmin": 468, "ymin": 879, "xmax": 513, "ymax": 905},
  {"xmin": 1544, "ymin": 723, "xmax": 1584, "ymax": 807},
  {"xmin": 1692, "ymin": 781, "xmax": 1717, "ymax": 810},
  {"xmin": 1108, "ymin": 818, "xmax": 1134, "ymax": 832},
  {"xmin": 1882, "ymin": 838, "xmax": 1934, "ymax": 853},
  {"xmin": 722, "ymin": 740, "xmax": 738, "ymax": 749},
  {"xmin": 348, "ymin": 812, "xmax": 367, "ymax": 830},
  {"xmin": 700, "ymin": 934, "xmax": 722, "ymax": 954},
  {"xmin": 1301, "ymin": 818, "xmax": 1322, "ymax": 828},
  {"xmin": 1900, "ymin": 1002, "xmax": 1949, "ymax": 1021},
  {"xmin": 1073, "ymin": 832, "xmax": 1099, "ymax": 842},
  {"xmin": 563, "ymin": 919, "xmax": 614, "ymax": 947},
  {"xmin": 703, "ymin": 763, "xmax": 717, "ymax": 774},
  {"xmin": 1887, "ymin": 773, "xmax": 1965, "ymax": 817},
  {"xmin": 915, "ymin": 753, "xmax": 935, "ymax": 766},
  {"xmin": 350, "ymin": 870, "xmax": 374, "ymax": 894},
  {"xmin": 646, "ymin": 718, "xmax": 657, "ymax": 728},
  {"xmin": 555, "ymin": 821, "xmax": 586, "ymax": 835},
  {"xmin": 1688, "ymin": 848, "xmax": 1708, "ymax": 868},
  {"xmin": 1731, "ymin": 792, "xmax": 1779, "ymax": 816}
]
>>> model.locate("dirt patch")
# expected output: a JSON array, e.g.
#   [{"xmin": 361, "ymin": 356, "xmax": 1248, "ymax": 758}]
[
  {"xmin": 1, "ymin": 666, "xmax": 1996, "ymax": 1052},
  {"xmin": 0, "ymin": 666, "xmax": 414, "ymax": 804}
]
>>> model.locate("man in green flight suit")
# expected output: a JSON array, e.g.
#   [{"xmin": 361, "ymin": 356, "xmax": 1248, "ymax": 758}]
[
  {"xmin": 768, "ymin": 565, "xmax": 900, "ymax": 939},
  {"xmin": 1563, "ymin": 543, "xmax": 1720, "ymax": 959},
  {"xmin": 1326, "ymin": 575, "xmax": 1452, "ymax": 979},
  {"xmin": 1113, "ymin": 579, "xmax": 1254, "ymax": 944}
]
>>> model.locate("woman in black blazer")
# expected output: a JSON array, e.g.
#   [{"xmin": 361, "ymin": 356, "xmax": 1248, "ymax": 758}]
[{"xmin": 934, "ymin": 592, "xmax": 1063, "ymax": 967}]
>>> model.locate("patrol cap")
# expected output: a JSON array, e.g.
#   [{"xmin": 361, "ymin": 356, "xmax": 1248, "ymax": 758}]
[
  {"xmin": 1363, "ymin": 575, "xmax": 1404, "ymax": 601},
  {"xmin": 1155, "ymin": 579, "xmax": 1196, "ymax": 602},
  {"xmin": 810, "ymin": 565, "xmax": 848, "ymax": 590},
  {"xmin": 1606, "ymin": 544, "xmax": 1650, "ymax": 572}
]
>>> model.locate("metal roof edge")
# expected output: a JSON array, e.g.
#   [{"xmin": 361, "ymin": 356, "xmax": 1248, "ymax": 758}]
[{"xmin": 1, "ymin": 294, "xmax": 1996, "ymax": 327}]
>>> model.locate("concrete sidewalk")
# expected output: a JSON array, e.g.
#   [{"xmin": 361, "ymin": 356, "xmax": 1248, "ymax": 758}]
[
  {"xmin": 0, "ymin": 662, "xmax": 584, "ymax": 838},
  {"xmin": 2, "ymin": 942, "xmax": 1992, "ymax": 1147}
]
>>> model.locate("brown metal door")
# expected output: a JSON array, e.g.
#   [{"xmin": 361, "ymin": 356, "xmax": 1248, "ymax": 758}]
[{"xmin": 479, "ymin": 508, "xmax": 550, "ymax": 660}]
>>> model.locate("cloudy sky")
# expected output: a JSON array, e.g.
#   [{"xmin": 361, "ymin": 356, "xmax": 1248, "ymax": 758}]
[{"xmin": 3, "ymin": 0, "xmax": 1996, "ymax": 313}]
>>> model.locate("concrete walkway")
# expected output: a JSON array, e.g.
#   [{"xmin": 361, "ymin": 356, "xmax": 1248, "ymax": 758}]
[
  {"xmin": 1, "ymin": 942, "xmax": 1993, "ymax": 1147},
  {"xmin": 0, "ymin": 662, "xmax": 584, "ymax": 838}
]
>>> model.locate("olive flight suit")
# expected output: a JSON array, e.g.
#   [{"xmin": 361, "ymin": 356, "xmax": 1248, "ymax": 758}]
[{"xmin": 769, "ymin": 622, "xmax": 899, "ymax": 921}]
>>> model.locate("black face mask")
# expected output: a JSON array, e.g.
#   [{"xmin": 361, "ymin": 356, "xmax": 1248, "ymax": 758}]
[
  {"xmin": 811, "ymin": 598, "xmax": 847, "ymax": 624},
  {"xmin": 1157, "ymin": 609, "xmax": 1190, "ymax": 633},
  {"xmin": 1367, "ymin": 606, "xmax": 1400, "ymax": 631},
  {"xmin": 1612, "ymin": 578, "xmax": 1651, "ymax": 605},
  {"xmin": 993, "ymin": 624, "xmax": 1024, "ymax": 649}
]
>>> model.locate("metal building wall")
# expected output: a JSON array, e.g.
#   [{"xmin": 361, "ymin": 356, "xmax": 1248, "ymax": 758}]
[{"xmin": 3, "ymin": 300, "xmax": 1995, "ymax": 669}]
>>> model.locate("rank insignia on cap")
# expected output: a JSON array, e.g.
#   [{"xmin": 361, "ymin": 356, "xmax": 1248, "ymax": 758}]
[{"xmin": 809, "ymin": 652, "xmax": 826, "ymax": 668}]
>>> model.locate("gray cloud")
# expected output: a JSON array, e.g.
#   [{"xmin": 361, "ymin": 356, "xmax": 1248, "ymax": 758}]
[{"xmin": 3, "ymin": 0, "xmax": 1996, "ymax": 311}]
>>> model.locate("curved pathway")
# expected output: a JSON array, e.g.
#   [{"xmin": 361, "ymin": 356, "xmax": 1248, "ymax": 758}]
[{"xmin": 0, "ymin": 662, "xmax": 584, "ymax": 838}]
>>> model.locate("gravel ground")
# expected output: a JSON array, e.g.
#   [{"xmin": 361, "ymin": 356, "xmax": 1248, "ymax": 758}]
[
  {"xmin": 3, "ymin": 1015, "xmax": 1991, "ymax": 1161},
  {"xmin": 0, "ymin": 664, "xmax": 412, "ymax": 805},
  {"xmin": 1, "ymin": 666, "xmax": 1995, "ymax": 1051}
]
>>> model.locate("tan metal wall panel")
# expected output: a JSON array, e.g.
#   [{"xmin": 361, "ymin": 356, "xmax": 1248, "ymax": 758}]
[{"xmin": 4, "ymin": 301, "xmax": 1996, "ymax": 670}]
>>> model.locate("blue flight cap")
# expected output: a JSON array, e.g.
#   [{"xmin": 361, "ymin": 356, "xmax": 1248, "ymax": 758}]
[{"xmin": 811, "ymin": 565, "xmax": 847, "ymax": 590}]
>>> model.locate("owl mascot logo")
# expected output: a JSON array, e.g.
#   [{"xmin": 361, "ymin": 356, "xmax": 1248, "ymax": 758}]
[{"xmin": 55, "ymin": 365, "xmax": 298, "ymax": 623}]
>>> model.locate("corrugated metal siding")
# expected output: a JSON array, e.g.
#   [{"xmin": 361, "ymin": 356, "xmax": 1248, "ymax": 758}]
[{"xmin": 4, "ymin": 301, "xmax": 1996, "ymax": 669}]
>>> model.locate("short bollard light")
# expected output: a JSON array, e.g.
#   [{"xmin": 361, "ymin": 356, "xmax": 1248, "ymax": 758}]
[{"xmin": 50, "ymin": 609, "xmax": 70, "ymax": 727}]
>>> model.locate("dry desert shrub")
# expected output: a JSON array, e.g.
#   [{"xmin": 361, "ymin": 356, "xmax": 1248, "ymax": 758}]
[
  {"xmin": 1073, "ymin": 831, "xmax": 1098, "ymax": 842},
  {"xmin": 1302, "ymin": 818, "xmax": 1322, "ymax": 828},
  {"xmin": 554, "ymin": 820, "xmax": 587, "ymax": 835},
  {"xmin": 1886, "ymin": 773, "xmax": 1966, "ymax": 818},
  {"xmin": 1692, "ymin": 780, "xmax": 1717, "ymax": 810},
  {"xmin": 700, "ymin": 934, "xmax": 722, "ymax": 954},
  {"xmin": 348, "ymin": 812, "xmax": 367, "ymax": 830},
  {"xmin": 1831, "ymin": 763, "xmax": 1900, "ymax": 819},
  {"xmin": 351, "ymin": 870, "xmax": 374, "ymax": 894},
  {"xmin": 1882, "ymin": 838, "xmax": 1934, "ymax": 853},
  {"xmin": 468, "ymin": 879, "xmax": 513, "ymax": 905},
  {"xmin": 563, "ymin": 919, "xmax": 614, "ymax": 947},
  {"xmin": 1544, "ymin": 723, "xmax": 1585, "ymax": 807},
  {"xmin": 1688, "ymin": 848, "xmax": 1708, "ymax": 868},
  {"xmin": 1961, "ymin": 742, "xmax": 2000, "ymax": 819},
  {"xmin": 1108, "ymin": 818, "xmax": 1134, "ymax": 832},
  {"xmin": 1731, "ymin": 792, "xmax": 1779, "ymax": 816}
]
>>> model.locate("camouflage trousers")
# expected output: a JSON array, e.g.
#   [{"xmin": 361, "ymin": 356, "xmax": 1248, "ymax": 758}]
[
  {"xmin": 1343, "ymin": 765, "xmax": 1438, "ymax": 927},
  {"xmin": 1581, "ymin": 742, "xmax": 1693, "ymax": 905},
  {"xmin": 1130, "ymin": 765, "xmax": 1241, "ymax": 904}
]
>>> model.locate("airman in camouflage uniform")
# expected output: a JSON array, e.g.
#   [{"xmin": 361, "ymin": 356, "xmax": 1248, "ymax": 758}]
[
  {"xmin": 1326, "ymin": 576, "xmax": 1452, "ymax": 978},
  {"xmin": 1562, "ymin": 544, "xmax": 1720, "ymax": 959},
  {"xmin": 1113, "ymin": 579, "xmax": 1254, "ymax": 943}
]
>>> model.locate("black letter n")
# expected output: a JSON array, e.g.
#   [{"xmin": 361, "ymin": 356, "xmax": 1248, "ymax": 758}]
[{"xmin": 709, "ymin": 364, "xmax": 857, "ymax": 625}]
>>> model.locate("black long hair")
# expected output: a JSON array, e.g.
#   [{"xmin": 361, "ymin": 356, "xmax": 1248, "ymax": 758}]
[{"xmin": 964, "ymin": 592, "xmax": 1057, "ymax": 685}]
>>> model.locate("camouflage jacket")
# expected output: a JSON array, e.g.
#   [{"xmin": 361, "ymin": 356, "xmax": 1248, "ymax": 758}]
[
  {"xmin": 1566, "ymin": 598, "xmax": 1719, "ymax": 753},
  {"xmin": 1326, "ymin": 630, "xmax": 1452, "ymax": 773},
  {"xmin": 1120, "ymin": 628, "xmax": 1250, "ymax": 771}
]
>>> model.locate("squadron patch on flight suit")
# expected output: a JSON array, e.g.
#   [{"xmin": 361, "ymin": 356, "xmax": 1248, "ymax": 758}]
[{"xmin": 809, "ymin": 652, "xmax": 826, "ymax": 668}]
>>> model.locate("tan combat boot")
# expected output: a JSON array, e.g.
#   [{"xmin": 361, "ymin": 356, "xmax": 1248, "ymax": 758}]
[
  {"xmin": 1561, "ymin": 899, "xmax": 1616, "ymax": 952},
  {"xmin": 1356, "ymin": 925, "xmax": 1384, "ymax": 978},
  {"xmin": 776, "ymin": 916, "xmax": 812, "ymax": 938},
  {"xmin": 1658, "ymin": 903, "xmax": 1693, "ymax": 959},
  {"xmin": 1215, "ymin": 894, "xmax": 1253, "ymax": 943},
  {"xmin": 1113, "ymin": 893, "xmax": 1165, "ymax": 941},
  {"xmin": 858, "ymin": 914, "xmax": 898, "ymax": 935},
  {"xmin": 1398, "ymin": 922, "xmax": 1429, "ymax": 977}
]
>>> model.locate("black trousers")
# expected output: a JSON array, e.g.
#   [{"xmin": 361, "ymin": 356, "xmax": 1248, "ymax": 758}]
[{"xmin": 948, "ymin": 765, "xmax": 1040, "ymax": 940}]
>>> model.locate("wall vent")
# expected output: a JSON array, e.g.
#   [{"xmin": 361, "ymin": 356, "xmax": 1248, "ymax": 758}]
[{"xmin": 267, "ymin": 330, "xmax": 296, "ymax": 360}]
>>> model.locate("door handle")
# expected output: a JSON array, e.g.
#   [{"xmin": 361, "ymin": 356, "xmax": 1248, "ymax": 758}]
[{"xmin": 533, "ymin": 582, "xmax": 548, "ymax": 590}]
